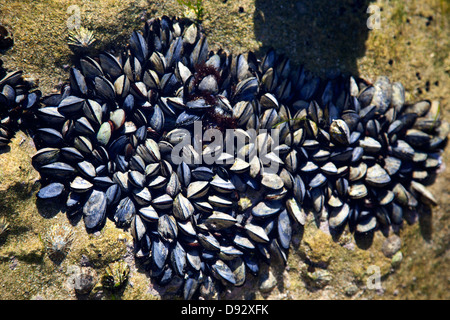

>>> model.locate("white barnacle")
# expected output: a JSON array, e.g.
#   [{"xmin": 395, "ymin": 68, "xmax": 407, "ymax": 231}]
[{"xmin": 44, "ymin": 224, "xmax": 75, "ymax": 260}]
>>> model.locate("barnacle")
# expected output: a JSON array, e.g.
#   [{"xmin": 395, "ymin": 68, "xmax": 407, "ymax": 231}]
[
  {"xmin": 67, "ymin": 26, "xmax": 97, "ymax": 55},
  {"xmin": 44, "ymin": 224, "xmax": 75, "ymax": 261}
]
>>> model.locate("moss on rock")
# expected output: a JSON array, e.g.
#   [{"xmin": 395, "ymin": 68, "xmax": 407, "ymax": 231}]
[{"xmin": 0, "ymin": 0, "xmax": 448, "ymax": 300}]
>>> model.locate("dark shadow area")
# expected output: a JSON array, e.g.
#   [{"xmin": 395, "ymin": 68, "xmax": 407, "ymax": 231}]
[
  {"xmin": 0, "ymin": 181, "xmax": 37, "ymax": 229},
  {"xmin": 0, "ymin": 23, "xmax": 14, "ymax": 53},
  {"xmin": 66, "ymin": 209, "xmax": 84, "ymax": 227},
  {"xmin": 0, "ymin": 182, "xmax": 36, "ymax": 246},
  {"xmin": 354, "ymin": 230, "xmax": 374, "ymax": 249},
  {"xmin": 48, "ymin": 252, "xmax": 68, "ymax": 266},
  {"xmin": 418, "ymin": 204, "xmax": 433, "ymax": 242},
  {"xmin": 36, "ymin": 195, "xmax": 66, "ymax": 219},
  {"xmin": 100, "ymin": 283, "xmax": 129, "ymax": 300},
  {"xmin": 379, "ymin": 224, "xmax": 391, "ymax": 238},
  {"xmin": 0, "ymin": 179, "xmax": 36, "ymax": 201},
  {"xmin": 0, "ymin": 145, "xmax": 11, "ymax": 154},
  {"xmin": 403, "ymin": 208, "xmax": 418, "ymax": 225},
  {"xmin": 330, "ymin": 224, "xmax": 346, "ymax": 242},
  {"xmin": 0, "ymin": 223, "xmax": 29, "ymax": 242},
  {"xmin": 253, "ymin": 0, "xmax": 372, "ymax": 78},
  {"xmin": 291, "ymin": 224, "xmax": 304, "ymax": 251},
  {"xmin": 0, "ymin": 236, "xmax": 7, "ymax": 248}
]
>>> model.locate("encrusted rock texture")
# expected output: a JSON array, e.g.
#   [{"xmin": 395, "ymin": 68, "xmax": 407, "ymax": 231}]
[{"xmin": 0, "ymin": 0, "xmax": 448, "ymax": 300}]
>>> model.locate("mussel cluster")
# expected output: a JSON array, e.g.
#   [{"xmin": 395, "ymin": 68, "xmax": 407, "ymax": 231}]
[
  {"xmin": 2, "ymin": 16, "xmax": 446, "ymax": 299},
  {"xmin": 274, "ymin": 76, "xmax": 447, "ymax": 234},
  {"xmin": 0, "ymin": 59, "xmax": 41, "ymax": 147}
]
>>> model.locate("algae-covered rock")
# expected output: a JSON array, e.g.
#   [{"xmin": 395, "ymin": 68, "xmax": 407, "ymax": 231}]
[
  {"xmin": 80, "ymin": 222, "xmax": 130, "ymax": 269},
  {"xmin": 66, "ymin": 265, "xmax": 98, "ymax": 295},
  {"xmin": 0, "ymin": 0, "xmax": 448, "ymax": 300},
  {"xmin": 391, "ymin": 251, "xmax": 403, "ymax": 269},
  {"xmin": 305, "ymin": 269, "xmax": 332, "ymax": 289},
  {"xmin": 300, "ymin": 227, "xmax": 336, "ymax": 268},
  {"xmin": 382, "ymin": 235, "xmax": 402, "ymax": 258}
]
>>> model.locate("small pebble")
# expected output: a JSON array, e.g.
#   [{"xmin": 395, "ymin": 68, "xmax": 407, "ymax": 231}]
[
  {"xmin": 382, "ymin": 235, "xmax": 402, "ymax": 258},
  {"xmin": 304, "ymin": 269, "xmax": 332, "ymax": 289},
  {"xmin": 73, "ymin": 267, "xmax": 97, "ymax": 295},
  {"xmin": 344, "ymin": 283, "xmax": 359, "ymax": 297},
  {"xmin": 67, "ymin": 266, "xmax": 98, "ymax": 295},
  {"xmin": 391, "ymin": 251, "xmax": 403, "ymax": 268}
]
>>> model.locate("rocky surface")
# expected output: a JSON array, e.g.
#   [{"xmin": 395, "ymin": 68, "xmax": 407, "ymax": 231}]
[{"xmin": 0, "ymin": 0, "xmax": 448, "ymax": 300}]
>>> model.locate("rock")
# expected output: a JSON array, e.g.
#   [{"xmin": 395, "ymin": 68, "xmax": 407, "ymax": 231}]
[
  {"xmin": 74, "ymin": 267, "xmax": 98, "ymax": 295},
  {"xmin": 0, "ymin": 0, "xmax": 448, "ymax": 302},
  {"xmin": 344, "ymin": 283, "xmax": 359, "ymax": 297},
  {"xmin": 391, "ymin": 251, "xmax": 403, "ymax": 269},
  {"xmin": 301, "ymin": 229, "xmax": 334, "ymax": 268},
  {"xmin": 81, "ymin": 221, "xmax": 129, "ymax": 267},
  {"xmin": 0, "ymin": 132, "xmax": 39, "ymax": 193},
  {"xmin": 303, "ymin": 269, "xmax": 332, "ymax": 289},
  {"xmin": 66, "ymin": 265, "xmax": 98, "ymax": 295},
  {"xmin": 381, "ymin": 235, "xmax": 402, "ymax": 258}
]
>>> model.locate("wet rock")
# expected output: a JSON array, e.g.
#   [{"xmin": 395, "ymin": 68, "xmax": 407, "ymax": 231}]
[
  {"xmin": 66, "ymin": 265, "xmax": 98, "ymax": 296},
  {"xmin": 74, "ymin": 267, "xmax": 98, "ymax": 295},
  {"xmin": 391, "ymin": 251, "xmax": 403, "ymax": 269},
  {"xmin": 303, "ymin": 269, "xmax": 332, "ymax": 289},
  {"xmin": 381, "ymin": 235, "xmax": 402, "ymax": 258},
  {"xmin": 301, "ymin": 230, "xmax": 334, "ymax": 268},
  {"xmin": 344, "ymin": 283, "xmax": 359, "ymax": 297},
  {"xmin": 0, "ymin": 0, "xmax": 449, "ymax": 302},
  {"xmin": 81, "ymin": 222, "xmax": 129, "ymax": 268}
]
